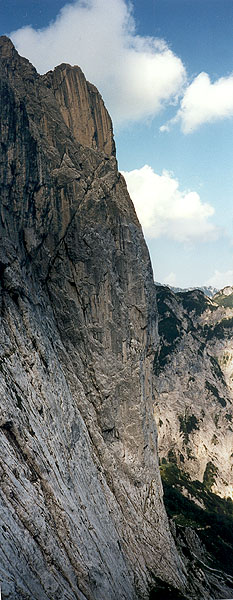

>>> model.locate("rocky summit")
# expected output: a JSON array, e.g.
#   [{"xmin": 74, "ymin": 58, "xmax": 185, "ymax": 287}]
[{"xmin": 0, "ymin": 36, "xmax": 232, "ymax": 600}]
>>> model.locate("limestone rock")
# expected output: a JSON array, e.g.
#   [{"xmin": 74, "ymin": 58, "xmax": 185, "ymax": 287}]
[
  {"xmin": 0, "ymin": 36, "xmax": 186, "ymax": 600},
  {"xmin": 154, "ymin": 286, "xmax": 233, "ymax": 499},
  {"xmin": 43, "ymin": 63, "xmax": 116, "ymax": 157},
  {"xmin": 1, "ymin": 35, "xmax": 233, "ymax": 600}
]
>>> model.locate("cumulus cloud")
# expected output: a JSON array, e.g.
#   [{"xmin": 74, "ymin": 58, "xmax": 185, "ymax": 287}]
[
  {"xmin": 161, "ymin": 71, "xmax": 233, "ymax": 134},
  {"xmin": 163, "ymin": 272, "xmax": 177, "ymax": 286},
  {"xmin": 121, "ymin": 165, "xmax": 217, "ymax": 242},
  {"xmin": 10, "ymin": 0, "xmax": 186, "ymax": 125},
  {"xmin": 207, "ymin": 269, "xmax": 233, "ymax": 289}
]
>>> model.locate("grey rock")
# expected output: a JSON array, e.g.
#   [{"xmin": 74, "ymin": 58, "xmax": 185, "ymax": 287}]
[
  {"xmin": 0, "ymin": 35, "xmax": 232, "ymax": 600},
  {"xmin": 0, "ymin": 36, "xmax": 185, "ymax": 600},
  {"xmin": 154, "ymin": 285, "xmax": 233, "ymax": 498}
]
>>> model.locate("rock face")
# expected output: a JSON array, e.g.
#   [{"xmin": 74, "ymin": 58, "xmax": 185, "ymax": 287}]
[
  {"xmin": 0, "ymin": 36, "xmax": 187, "ymax": 600},
  {"xmin": 154, "ymin": 285, "xmax": 233, "ymax": 499},
  {"xmin": 1, "ymin": 36, "xmax": 233, "ymax": 600},
  {"xmin": 43, "ymin": 64, "xmax": 116, "ymax": 156},
  {"xmin": 155, "ymin": 285, "xmax": 233, "ymax": 599}
]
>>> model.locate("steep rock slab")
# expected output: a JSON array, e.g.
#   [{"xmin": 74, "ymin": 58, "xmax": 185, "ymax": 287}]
[{"xmin": 0, "ymin": 37, "xmax": 186, "ymax": 600}]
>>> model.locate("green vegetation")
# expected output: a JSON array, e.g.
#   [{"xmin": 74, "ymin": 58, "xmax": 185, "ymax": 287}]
[
  {"xmin": 160, "ymin": 462, "xmax": 233, "ymax": 576},
  {"xmin": 167, "ymin": 449, "xmax": 177, "ymax": 463},
  {"xmin": 211, "ymin": 433, "xmax": 218, "ymax": 445},
  {"xmin": 178, "ymin": 414, "xmax": 199, "ymax": 443},
  {"xmin": 203, "ymin": 461, "xmax": 218, "ymax": 490},
  {"xmin": 177, "ymin": 290, "xmax": 215, "ymax": 316},
  {"xmin": 149, "ymin": 578, "xmax": 188, "ymax": 600},
  {"xmin": 210, "ymin": 355, "xmax": 226, "ymax": 385},
  {"xmin": 159, "ymin": 316, "xmax": 180, "ymax": 344},
  {"xmin": 205, "ymin": 380, "xmax": 226, "ymax": 407},
  {"xmin": 220, "ymin": 352, "xmax": 231, "ymax": 365},
  {"xmin": 213, "ymin": 290, "xmax": 233, "ymax": 308},
  {"xmin": 154, "ymin": 289, "xmax": 183, "ymax": 374},
  {"xmin": 214, "ymin": 413, "xmax": 219, "ymax": 427},
  {"xmin": 205, "ymin": 317, "xmax": 233, "ymax": 341}
]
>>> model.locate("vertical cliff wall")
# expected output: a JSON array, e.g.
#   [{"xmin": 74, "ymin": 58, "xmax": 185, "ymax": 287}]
[
  {"xmin": 0, "ymin": 36, "xmax": 188, "ymax": 600},
  {"xmin": 43, "ymin": 63, "xmax": 116, "ymax": 156}
]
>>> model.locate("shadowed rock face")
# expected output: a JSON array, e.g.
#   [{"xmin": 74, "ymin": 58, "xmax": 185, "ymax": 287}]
[{"xmin": 0, "ymin": 36, "xmax": 187, "ymax": 600}]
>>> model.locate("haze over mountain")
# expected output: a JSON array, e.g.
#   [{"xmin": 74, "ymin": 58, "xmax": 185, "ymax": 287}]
[{"xmin": 155, "ymin": 283, "xmax": 219, "ymax": 298}]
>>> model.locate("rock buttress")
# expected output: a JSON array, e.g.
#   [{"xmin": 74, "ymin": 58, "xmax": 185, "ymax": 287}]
[{"xmin": 43, "ymin": 63, "xmax": 116, "ymax": 156}]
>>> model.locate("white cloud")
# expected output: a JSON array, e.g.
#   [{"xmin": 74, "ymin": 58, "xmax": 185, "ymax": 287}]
[
  {"xmin": 207, "ymin": 269, "xmax": 233, "ymax": 289},
  {"xmin": 161, "ymin": 71, "xmax": 233, "ymax": 134},
  {"xmin": 121, "ymin": 164, "xmax": 217, "ymax": 242},
  {"xmin": 163, "ymin": 272, "xmax": 177, "ymax": 286},
  {"xmin": 159, "ymin": 124, "xmax": 170, "ymax": 133},
  {"xmin": 10, "ymin": 0, "xmax": 186, "ymax": 125}
]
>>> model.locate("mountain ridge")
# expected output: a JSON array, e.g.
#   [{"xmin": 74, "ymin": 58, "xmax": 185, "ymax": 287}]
[{"xmin": 155, "ymin": 282, "xmax": 219, "ymax": 298}]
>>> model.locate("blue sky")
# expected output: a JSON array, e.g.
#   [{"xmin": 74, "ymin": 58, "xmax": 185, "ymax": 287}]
[{"xmin": 1, "ymin": 0, "xmax": 233, "ymax": 289}]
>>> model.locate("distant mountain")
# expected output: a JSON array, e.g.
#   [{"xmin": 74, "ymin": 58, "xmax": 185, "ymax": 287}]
[
  {"xmin": 154, "ymin": 284, "xmax": 233, "ymax": 588},
  {"xmin": 155, "ymin": 282, "xmax": 218, "ymax": 298},
  {"xmin": 213, "ymin": 285, "xmax": 233, "ymax": 307},
  {"xmin": 154, "ymin": 283, "xmax": 233, "ymax": 496}
]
